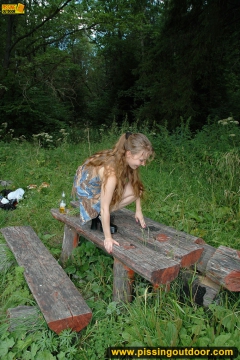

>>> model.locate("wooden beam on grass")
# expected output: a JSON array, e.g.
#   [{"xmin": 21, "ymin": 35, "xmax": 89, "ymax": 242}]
[{"xmin": 0, "ymin": 226, "xmax": 92, "ymax": 334}]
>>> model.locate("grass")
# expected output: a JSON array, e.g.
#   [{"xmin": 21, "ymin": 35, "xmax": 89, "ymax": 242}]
[{"xmin": 0, "ymin": 119, "xmax": 240, "ymax": 359}]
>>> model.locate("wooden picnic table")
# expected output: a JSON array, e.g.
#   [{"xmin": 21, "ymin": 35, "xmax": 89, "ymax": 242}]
[{"xmin": 51, "ymin": 205, "xmax": 205, "ymax": 302}]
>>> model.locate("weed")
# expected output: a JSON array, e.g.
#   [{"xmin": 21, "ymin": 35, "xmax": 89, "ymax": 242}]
[{"xmin": 0, "ymin": 120, "xmax": 240, "ymax": 359}]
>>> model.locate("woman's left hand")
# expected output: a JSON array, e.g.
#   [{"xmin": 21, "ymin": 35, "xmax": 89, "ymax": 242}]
[{"xmin": 135, "ymin": 210, "xmax": 146, "ymax": 228}]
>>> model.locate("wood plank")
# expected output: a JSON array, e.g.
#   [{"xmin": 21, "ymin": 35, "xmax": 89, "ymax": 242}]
[
  {"xmin": 70, "ymin": 202, "xmax": 204, "ymax": 267},
  {"xmin": 111, "ymin": 208, "xmax": 204, "ymax": 268},
  {"xmin": 206, "ymin": 245, "xmax": 240, "ymax": 291},
  {"xmin": 0, "ymin": 226, "xmax": 92, "ymax": 334},
  {"xmin": 181, "ymin": 270, "xmax": 220, "ymax": 307},
  {"xmin": 198, "ymin": 276, "xmax": 221, "ymax": 307},
  {"xmin": 113, "ymin": 258, "xmax": 135, "ymax": 302},
  {"xmin": 7, "ymin": 306, "xmax": 40, "ymax": 332},
  {"xmin": 70, "ymin": 201, "xmax": 204, "ymax": 244},
  {"xmin": 51, "ymin": 209, "xmax": 180, "ymax": 286},
  {"xmin": 60, "ymin": 224, "xmax": 79, "ymax": 263},
  {"xmin": 195, "ymin": 243, "xmax": 216, "ymax": 273},
  {"xmin": 0, "ymin": 243, "xmax": 13, "ymax": 271}
]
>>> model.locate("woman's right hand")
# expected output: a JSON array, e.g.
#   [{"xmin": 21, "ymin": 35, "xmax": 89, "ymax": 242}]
[{"xmin": 104, "ymin": 237, "xmax": 119, "ymax": 254}]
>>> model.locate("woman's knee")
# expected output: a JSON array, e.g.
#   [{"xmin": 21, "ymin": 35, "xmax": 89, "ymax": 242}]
[{"xmin": 122, "ymin": 182, "xmax": 134, "ymax": 198}]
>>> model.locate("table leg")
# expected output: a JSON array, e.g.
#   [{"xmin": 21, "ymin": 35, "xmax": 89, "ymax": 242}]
[
  {"xmin": 60, "ymin": 224, "xmax": 79, "ymax": 264},
  {"xmin": 113, "ymin": 258, "xmax": 135, "ymax": 302}
]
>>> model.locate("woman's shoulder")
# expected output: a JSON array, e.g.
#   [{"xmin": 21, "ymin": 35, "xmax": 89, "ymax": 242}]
[{"xmin": 98, "ymin": 164, "xmax": 116, "ymax": 180}]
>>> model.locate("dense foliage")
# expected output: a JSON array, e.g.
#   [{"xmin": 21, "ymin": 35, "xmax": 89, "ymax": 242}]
[
  {"xmin": 0, "ymin": 121, "xmax": 240, "ymax": 359},
  {"xmin": 1, "ymin": 0, "xmax": 240, "ymax": 138}
]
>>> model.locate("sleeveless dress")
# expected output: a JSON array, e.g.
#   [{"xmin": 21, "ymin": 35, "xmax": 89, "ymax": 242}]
[{"xmin": 73, "ymin": 163, "xmax": 101, "ymax": 225}]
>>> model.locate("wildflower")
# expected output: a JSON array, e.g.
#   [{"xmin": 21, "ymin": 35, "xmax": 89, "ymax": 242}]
[
  {"xmin": 229, "ymin": 134, "xmax": 236, "ymax": 137},
  {"xmin": 2, "ymin": 122, "xmax": 7, "ymax": 128},
  {"xmin": 218, "ymin": 119, "xmax": 227, "ymax": 125}
]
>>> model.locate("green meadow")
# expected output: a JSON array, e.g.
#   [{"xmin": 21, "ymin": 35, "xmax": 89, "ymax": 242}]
[{"xmin": 0, "ymin": 119, "xmax": 240, "ymax": 359}]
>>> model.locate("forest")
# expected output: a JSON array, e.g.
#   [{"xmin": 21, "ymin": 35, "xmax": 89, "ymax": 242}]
[{"xmin": 1, "ymin": 0, "xmax": 240, "ymax": 138}]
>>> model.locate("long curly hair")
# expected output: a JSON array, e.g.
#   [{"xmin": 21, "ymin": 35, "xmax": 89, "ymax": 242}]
[{"xmin": 85, "ymin": 133, "xmax": 154, "ymax": 207}]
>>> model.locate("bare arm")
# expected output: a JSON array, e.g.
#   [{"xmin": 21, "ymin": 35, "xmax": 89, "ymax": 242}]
[
  {"xmin": 100, "ymin": 173, "xmax": 120, "ymax": 253},
  {"xmin": 135, "ymin": 197, "xmax": 146, "ymax": 228}
]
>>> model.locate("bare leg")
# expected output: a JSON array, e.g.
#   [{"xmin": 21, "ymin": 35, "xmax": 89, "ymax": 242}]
[{"xmin": 111, "ymin": 182, "xmax": 137, "ymax": 211}]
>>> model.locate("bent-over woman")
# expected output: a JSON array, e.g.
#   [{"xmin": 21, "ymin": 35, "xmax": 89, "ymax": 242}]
[{"xmin": 72, "ymin": 132, "xmax": 154, "ymax": 253}]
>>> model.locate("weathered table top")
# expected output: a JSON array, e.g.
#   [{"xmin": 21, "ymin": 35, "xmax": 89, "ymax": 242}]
[{"xmin": 51, "ymin": 206, "xmax": 205, "ymax": 286}]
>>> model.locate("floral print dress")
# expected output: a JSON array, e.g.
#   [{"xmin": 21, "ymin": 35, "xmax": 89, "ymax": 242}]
[{"xmin": 73, "ymin": 163, "xmax": 101, "ymax": 225}]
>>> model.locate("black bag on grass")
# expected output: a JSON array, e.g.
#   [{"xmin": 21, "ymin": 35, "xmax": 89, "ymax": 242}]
[{"xmin": 0, "ymin": 189, "xmax": 17, "ymax": 210}]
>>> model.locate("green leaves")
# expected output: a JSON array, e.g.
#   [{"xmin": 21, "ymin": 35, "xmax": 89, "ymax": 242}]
[
  {"xmin": 35, "ymin": 350, "xmax": 56, "ymax": 360},
  {"xmin": 0, "ymin": 338, "xmax": 15, "ymax": 358},
  {"xmin": 213, "ymin": 334, "xmax": 232, "ymax": 346}
]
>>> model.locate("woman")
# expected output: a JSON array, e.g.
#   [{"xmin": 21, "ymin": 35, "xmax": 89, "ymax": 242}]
[{"xmin": 72, "ymin": 132, "xmax": 154, "ymax": 253}]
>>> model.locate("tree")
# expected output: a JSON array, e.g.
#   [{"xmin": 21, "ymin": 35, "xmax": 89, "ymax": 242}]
[
  {"xmin": 1, "ymin": 0, "xmax": 240, "ymax": 136},
  {"xmin": 132, "ymin": 0, "xmax": 240, "ymax": 129},
  {"xmin": 0, "ymin": 0, "xmax": 95, "ymax": 137}
]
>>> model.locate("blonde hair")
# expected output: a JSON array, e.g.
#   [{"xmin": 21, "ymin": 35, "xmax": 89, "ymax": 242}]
[{"xmin": 85, "ymin": 133, "xmax": 154, "ymax": 207}]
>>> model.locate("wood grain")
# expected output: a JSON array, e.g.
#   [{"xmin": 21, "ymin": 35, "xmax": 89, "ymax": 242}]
[
  {"xmin": 206, "ymin": 245, "xmax": 240, "ymax": 291},
  {"xmin": 0, "ymin": 226, "xmax": 92, "ymax": 334},
  {"xmin": 51, "ymin": 208, "xmax": 181, "ymax": 286}
]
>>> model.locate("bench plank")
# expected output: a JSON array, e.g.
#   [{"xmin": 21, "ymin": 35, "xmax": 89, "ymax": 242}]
[
  {"xmin": 0, "ymin": 226, "xmax": 92, "ymax": 334},
  {"xmin": 206, "ymin": 245, "xmax": 240, "ymax": 291},
  {"xmin": 51, "ymin": 208, "xmax": 181, "ymax": 286},
  {"xmin": 194, "ymin": 243, "xmax": 217, "ymax": 273},
  {"xmin": 7, "ymin": 306, "xmax": 40, "ymax": 332}
]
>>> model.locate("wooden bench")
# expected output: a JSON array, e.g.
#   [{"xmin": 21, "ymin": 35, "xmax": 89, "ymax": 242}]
[
  {"xmin": 0, "ymin": 226, "xmax": 92, "ymax": 334},
  {"xmin": 51, "ymin": 204, "xmax": 205, "ymax": 302}
]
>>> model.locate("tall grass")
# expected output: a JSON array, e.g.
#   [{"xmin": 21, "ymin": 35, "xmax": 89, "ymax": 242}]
[{"xmin": 0, "ymin": 119, "xmax": 240, "ymax": 359}]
